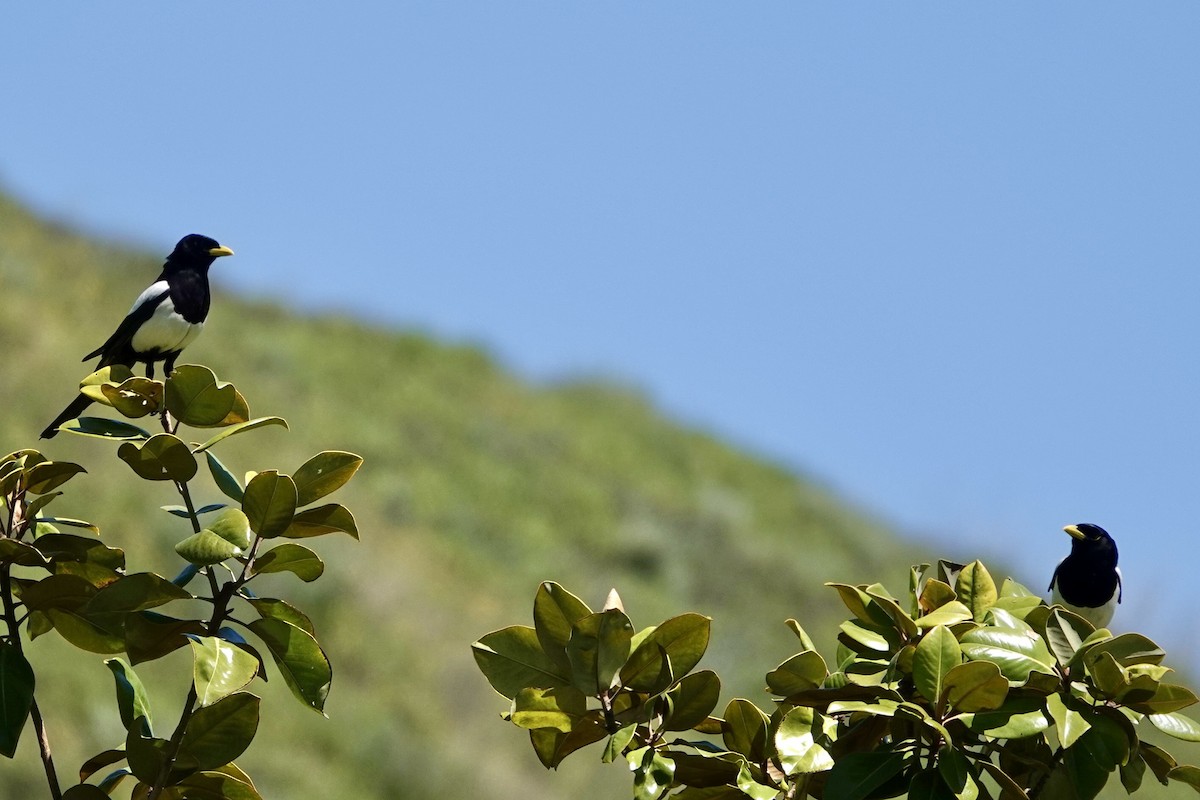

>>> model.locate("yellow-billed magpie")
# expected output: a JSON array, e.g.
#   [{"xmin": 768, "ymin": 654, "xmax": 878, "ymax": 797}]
[
  {"xmin": 1048, "ymin": 523, "xmax": 1122, "ymax": 628},
  {"xmin": 40, "ymin": 234, "xmax": 233, "ymax": 439}
]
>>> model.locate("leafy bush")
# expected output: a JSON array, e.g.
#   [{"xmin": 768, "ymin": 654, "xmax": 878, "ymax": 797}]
[
  {"xmin": 473, "ymin": 561, "xmax": 1200, "ymax": 799},
  {"xmin": 1, "ymin": 365, "xmax": 360, "ymax": 799}
]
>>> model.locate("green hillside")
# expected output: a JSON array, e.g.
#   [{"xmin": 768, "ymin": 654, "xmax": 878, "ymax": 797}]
[{"xmin": 0, "ymin": 193, "xmax": 1194, "ymax": 799}]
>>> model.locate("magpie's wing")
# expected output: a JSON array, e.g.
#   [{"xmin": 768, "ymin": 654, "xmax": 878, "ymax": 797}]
[
  {"xmin": 1116, "ymin": 567, "xmax": 1123, "ymax": 603},
  {"xmin": 1047, "ymin": 561, "xmax": 1061, "ymax": 592},
  {"xmin": 83, "ymin": 283, "xmax": 169, "ymax": 364}
]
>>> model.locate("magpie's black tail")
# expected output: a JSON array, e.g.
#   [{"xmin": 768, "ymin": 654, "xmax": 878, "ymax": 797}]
[{"xmin": 41, "ymin": 394, "xmax": 94, "ymax": 439}]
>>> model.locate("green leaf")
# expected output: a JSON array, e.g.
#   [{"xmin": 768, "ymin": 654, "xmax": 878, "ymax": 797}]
[
  {"xmin": 205, "ymin": 452, "xmax": 244, "ymax": 502},
  {"xmin": 57, "ymin": 417, "xmax": 151, "ymax": 441},
  {"xmin": 628, "ymin": 746, "xmax": 677, "ymax": 800},
  {"xmin": 511, "ymin": 685, "xmax": 587, "ymax": 732},
  {"xmin": 823, "ymin": 751, "xmax": 906, "ymax": 800},
  {"xmin": 175, "ymin": 531, "xmax": 243, "ymax": 567},
  {"xmin": 165, "ymin": 365, "xmax": 240, "ymax": 427},
  {"xmin": 24, "ymin": 462, "xmax": 86, "ymax": 494},
  {"xmin": 0, "ymin": 643, "xmax": 34, "ymax": 758},
  {"xmin": 246, "ymin": 598, "xmax": 315, "ymax": 635},
  {"xmin": 775, "ymin": 706, "xmax": 834, "ymax": 775},
  {"xmin": 960, "ymin": 619, "xmax": 1056, "ymax": 683},
  {"xmin": 565, "ymin": 609, "xmax": 634, "ymax": 695},
  {"xmin": 533, "ymin": 582, "xmax": 592, "ymax": 672},
  {"xmin": 664, "ymin": 670, "xmax": 721, "ymax": 731},
  {"xmin": 1078, "ymin": 633, "xmax": 1165, "ymax": 669},
  {"xmin": 954, "ymin": 561, "xmax": 998, "ymax": 622},
  {"xmin": 177, "ymin": 692, "xmax": 260, "ymax": 770},
  {"xmin": 164, "ymin": 770, "xmax": 264, "ymax": 800},
  {"xmin": 204, "ymin": 509, "xmax": 251, "ymax": 549},
  {"xmin": 189, "ymin": 636, "xmax": 260, "ymax": 707},
  {"xmin": 1149, "ymin": 712, "xmax": 1200, "ymax": 742},
  {"xmin": 250, "ymin": 543, "xmax": 324, "ymax": 582},
  {"xmin": 247, "ymin": 619, "xmax": 331, "ymax": 713},
  {"xmin": 962, "ymin": 698, "xmax": 1051, "ymax": 739},
  {"xmin": 293, "ymin": 451, "xmax": 363, "ymax": 506},
  {"xmin": 125, "ymin": 726, "xmax": 171, "ymax": 784},
  {"xmin": 1045, "ymin": 693, "xmax": 1091, "ymax": 749},
  {"xmin": 64, "ymin": 781, "xmax": 120, "ymax": 799},
  {"xmin": 602, "ymin": 725, "xmax": 636, "ymax": 764},
  {"xmin": 913, "ymin": 600, "xmax": 973, "ymax": 629},
  {"xmin": 280, "ymin": 503, "xmax": 358, "ymax": 540},
  {"xmin": 1043, "ymin": 607, "xmax": 1095, "ymax": 666},
  {"xmin": 766, "ymin": 650, "xmax": 828, "ymax": 697},
  {"xmin": 100, "ymin": 376, "xmax": 162, "ymax": 419},
  {"xmin": 722, "ymin": 698, "xmax": 769, "ymax": 760},
  {"xmin": 472, "ymin": 626, "xmax": 569, "ymax": 699},
  {"xmin": 104, "ymin": 658, "xmax": 152, "ymax": 736},
  {"xmin": 1128, "ymin": 683, "xmax": 1200, "ymax": 715},
  {"xmin": 125, "ymin": 612, "xmax": 204, "ymax": 665},
  {"xmin": 86, "ymin": 573, "xmax": 191, "ymax": 614},
  {"xmin": 192, "ymin": 417, "xmax": 288, "ymax": 454},
  {"xmin": 117, "ymin": 434, "xmax": 197, "ymax": 482},
  {"xmin": 1168, "ymin": 765, "xmax": 1200, "ymax": 792},
  {"xmin": 620, "ymin": 613, "xmax": 710, "ymax": 693},
  {"xmin": 914, "ymin": 625, "xmax": 961, "ymax": 705},
  {"xmin": 942, "ymin": 661, "xmax": 1009, "ymax": 712},
  {"xmin": 240, "ymin": 471, "xmax": 297, "ymax": 539},
  {"xmin": 938, "ymin": 747, "xmax": 979, "ymax": 800},
  {"xmin": 78, "ymin": 365, "xmax": 135, "ymax": 404}
]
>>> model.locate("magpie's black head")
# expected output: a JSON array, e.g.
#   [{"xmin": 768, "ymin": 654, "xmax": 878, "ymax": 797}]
[
  {"xmin": 164, "ymin": 234, "xmax": 234, "ymax": 272},
  {"xmin": 1064, "ymin": 523, "xmax": 1118, "ymax": 563}
]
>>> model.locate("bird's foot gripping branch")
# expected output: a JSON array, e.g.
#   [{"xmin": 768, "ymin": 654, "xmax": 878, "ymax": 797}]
[
  {"xmin": 2, "ymin": 365, "xmax": 361, "ymax": 800},
  {"xmin": 473, "ymin": 562, "xmax": 1200, "ymax": 800}
]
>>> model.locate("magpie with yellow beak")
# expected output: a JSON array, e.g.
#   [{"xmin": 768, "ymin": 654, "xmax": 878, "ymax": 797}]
[
  {"xmin": 1048, "ymin": 523, "xmax": 1122, "ymax": 628},
  {"xmin": 40, "ymin": 234, "xmax": 234, "ymax": 438}
]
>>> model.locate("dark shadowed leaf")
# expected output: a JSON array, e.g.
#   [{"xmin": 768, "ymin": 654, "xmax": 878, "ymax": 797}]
[
  {"xmin": 24, "ymin": 461, "xmax": 86, "ymax": 494},
  {"xmin": 0, "ymin": 643, "xmax": 34, "ymax": 758},
  {"xmin": 105, "ymin": 658, "xmax": 152, "ymax": 735},
  {"xmin": 566, "ymin": 609, "xmax": 634, "ymax": 695},
  {"xmin": 58, "ymin": 417, "xmax": 151, "ymax": 441},
  {"xmin": 280, "ymin": 503, "xmax": 358, "ymax": 539},
  {"xmin": 472, "ymin": 626, "xmax": 570, "ymax": 700},
  {"xmin": 240, "ymin": 471, "xmax": 297, "ymax": 539},
  {"xmin": 722, "ymin": 698, "xmax": 768, "ymax": 760},
  {"xmin": 250, "ymin": 543, "xmax": 324, "ymax": 582},
  {"xmin": 533, "ymin": 582, "xmax": 592, "ymax": 672},
  {"xmin": 664, "ymin": 670, "xmax": 721, "ymax": 731},
  {"xmin": 118, "ymin": 434, "xmax": 197, "ymax": 482},
  {"xmin": 178, "ymin": 693, "xmax": 260, "ymax": 770},
  {"xmin": 204, "ymin": 452, "xmax": 244, "ymax": 502}
]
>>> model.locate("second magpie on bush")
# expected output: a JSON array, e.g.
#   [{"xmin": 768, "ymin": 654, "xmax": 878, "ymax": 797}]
[
  {"xmin": 1048, "ymin": 522, "xmax": 1122, "ymax": 628},
  {"xmin": 40, "ymin": 234, "xmax": 234, "ymax": 439}
]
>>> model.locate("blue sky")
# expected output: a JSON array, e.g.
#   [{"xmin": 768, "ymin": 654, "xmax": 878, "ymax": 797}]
[{"xmin": 4, "ymin": 4, "xmax": 1199, "ymax": 660}]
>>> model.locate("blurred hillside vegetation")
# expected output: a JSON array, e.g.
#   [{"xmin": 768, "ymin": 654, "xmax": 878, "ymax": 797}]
[{"xmin": 0, "ymin": 192, "xmax": 1193, "ymax": 798}]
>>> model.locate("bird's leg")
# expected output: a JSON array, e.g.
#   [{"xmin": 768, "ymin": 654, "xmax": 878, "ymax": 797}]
[
  {"xmin": 164, "ymin": 354, "xmax": 178, "ymax": 378},
  {"xmin": 146, "ymin": 362, "xmax": 155, "ymax": 381}
]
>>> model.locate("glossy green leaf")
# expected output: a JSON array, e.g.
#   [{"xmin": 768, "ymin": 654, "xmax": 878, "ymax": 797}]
[
  {"xmin": 775, "ymin": 706, "xmax": 834, "ymax": 775},
  {"xmin": 1129, "ymin": 683, "xmax": 1200, "ymax": 715},
  {"xmin": 1079, "ymin": 633, "xmax": 1165, "ymax": 669},
  {"xmin": 942, "ymin": 661, "xmax": 1008, "ymax": 713},
  {"xmin": 533, "ymin": 581, "xmax": 592, "ymax": 672},
  {"xmin": 664, "ymin": 669, "xmax": 721, "ymax": 731},
  {"xmin": 722, "ymin": 698, "xmax": 769, "ymax": 760},
  {"xmin": 960, "ymin": 620, "xmax": 1056, "ymax": 682},
  {"xmin": 57, "ymin": 417, "xmax": 151, "ymax": 441},
  {"xmin": 189, "ymin": 636, "xmax": 260, "ymax": 707},
  {"xmin": 938, "ymin": 747, "xmax": 978, "ymax": 800},
  {"xmin": 280, "ymin": 503, "xmax": 358, "ymax": 539},
  {"xmin": 78, "ymin": 365, "xmax": 135, "ymax": 405},
  {"xmin": 0, "ymin": 643, "xmax": 34, "ymax": 758},
  {"xmin": 529, "ymin": 714, "xmax": 608, "ymax": 768},
  {"xmin": 628, "ymin": 746, "xmax": 677, "ymax": 800},
  {"xmin": 914, "ymin": 625, "xmax": 961, "ymax": 705},
  {"xmin": 472, "ymin": 626, "xmax": 569, "ymax": 699},
  {"xmin": 1149, "ymin": 712, "xmax": 1200, "ymax": 742},
  {"xmin": 37, "ymin": 534, "xmax": 124, "ymax": 570},
  {"xmin": 104, "ymin": 658, "xmax": 152, "ymax": 735},
  {"xmin": 601, "ymin": 725, "xmax": 636, "ymax": 764},
  {"xmin": 1043, "ymin": 607, "xmax": 1095, "ymax": 666},
  {"xmin": 566, "ymin": 609, "xmax": 633, "ymax": 694},
  {"xmin": 0, "ymin": 540, "xmax": 48, "ymax": 568},
  {"xmin": 240, "ymin": 471, "xmax": 297, "ymax": 539},
  {"xmin": 293, "ymin": 451, "xmax": 363, "ymax": 505},
  {"xmin": 117, "ymin": 434, "xmax": 197, "ymax": 482},
  {"xmin": 250, "ymin": 543, "xmax": 324, "ymax": 582},
  {"xmin": 247, "ymin": 618, "xmax": 331, "ymax": 713},
  {"xmin": 1045, "ymin": 693, "xmax": 1091, "ymax": 749},
  {"xmin": 24, "ymin": 461, "xmax": 86, "ymax": 494},
  {"xmin": 44, "ymin": 609, "xmax": 124, "ymax": 654},
  {"xmin": 620, "ymin": 613, "xmax": 709, "ymax": 692},
  {"xmin": 204, "ymin": 452, "xmax": 244, "ymax": 502},
  {"xmin": 178, "ymin": 692, "xmax": 260, "ymax": 770},
  {"xmin": 175, "ymin": 531, "xmax": 243, "ymax": 567},
  {"xmin": 963, "ymin": 698, "xmax": 1051, "ymax": 739},
  {"xmin": 165, "ymin": 365, "xmax": 239, "ymax": 426},
  {"xmin": 192, "ymin": 417, "xmax": 288, "ymax": 454},
  {"xmin": 766, "ymin": 650, "xmax": 828, "ymax": 697}
]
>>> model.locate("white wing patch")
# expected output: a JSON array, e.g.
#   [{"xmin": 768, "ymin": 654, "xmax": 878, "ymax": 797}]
[{"xmin": 129, "ymin": 281, "xmax": 204, "ymax": 354}]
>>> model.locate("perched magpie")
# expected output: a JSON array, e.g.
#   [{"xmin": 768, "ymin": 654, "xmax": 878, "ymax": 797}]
[
  {"xmin": 1048, "ymin": 523, "xmax": 1122, "ymax": 628},
  {"xmin": 40, "ymin": 234, "xmax": 234, "ymax": 439}
]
